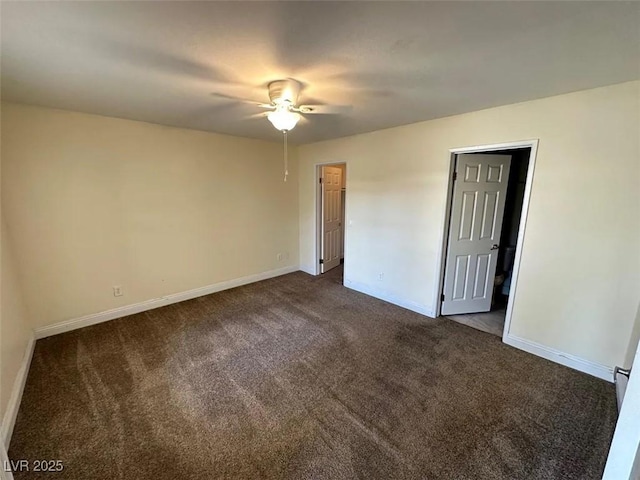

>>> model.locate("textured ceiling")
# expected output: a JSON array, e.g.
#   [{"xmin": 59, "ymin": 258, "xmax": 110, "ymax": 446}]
[{"xmin": 1, "ymin": 1, "xmax": 639, "ymax": 144}]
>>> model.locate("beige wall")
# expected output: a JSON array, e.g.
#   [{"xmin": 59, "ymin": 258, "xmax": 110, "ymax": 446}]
[
  {"xmin": 299, "ymin": 81, "xmax": 640, "ymax": 369},
  {"xmin": 1, "ymin": 103, "xmax": 299, "ymax": 329},
  {"xmin": 1, "ymin": 214, "xmax": 32, "ymax": 423},
  {"xmin": 625, "ymin": 303, "xmax": 640, "ymax": 369}
]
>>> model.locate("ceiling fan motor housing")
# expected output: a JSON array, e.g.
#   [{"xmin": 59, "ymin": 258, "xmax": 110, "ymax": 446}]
[{"xmin": 268, "ymin": 79, "xmax": 302, "ymax": 106}]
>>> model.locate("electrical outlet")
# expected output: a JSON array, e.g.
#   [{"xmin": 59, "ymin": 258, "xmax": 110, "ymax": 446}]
[
  {"xmin": 277, "ymin": 253, "xmax": 283, "ymax": 262},
  {"xmin": 378, "ymin": 272, "xmax": 384, "ymax": 281},
  {"xmin": 113, "ymin": 286, "xmax": 123, "ymax": 297}
]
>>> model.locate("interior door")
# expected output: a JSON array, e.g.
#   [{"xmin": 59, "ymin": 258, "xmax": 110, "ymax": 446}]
[
  {"xmin": 603, "ymin": 338, "xmax": 640, "ymax": 479},
  {"xmin": 441, "ymin": 154, "xmax": 512, "ymax": 315},
  {"xmin": 321, "ymin": 165, "xmax": 342, "ymax": 273}
]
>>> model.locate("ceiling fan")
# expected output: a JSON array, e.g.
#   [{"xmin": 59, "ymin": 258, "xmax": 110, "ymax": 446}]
[
  {"xmin": 259, "ymin": 78, "xmax": 348, "ymax": 128},
  {"xmin": 213, "ymin": 78, "xmax": 350, "ymax": 181}
]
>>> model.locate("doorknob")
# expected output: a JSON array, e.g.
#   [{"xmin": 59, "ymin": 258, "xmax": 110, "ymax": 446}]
[{"xmin": 491, "ymin": 244, "xmax": 499, "ymax": 250}]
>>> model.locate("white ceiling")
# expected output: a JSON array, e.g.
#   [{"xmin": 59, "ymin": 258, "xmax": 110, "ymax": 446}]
[{"xmin": 2, "ymin": 1, "xmax": 639, "ymax": 144}]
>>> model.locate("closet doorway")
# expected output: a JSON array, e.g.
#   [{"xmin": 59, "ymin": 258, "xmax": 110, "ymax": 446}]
[{"xmin": 315, "ymin": 163, "xmax": 346, "ymax": 279}]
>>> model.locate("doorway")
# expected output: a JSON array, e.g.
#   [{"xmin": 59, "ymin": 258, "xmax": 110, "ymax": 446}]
[
  {"xmin": 437, "ymin": 141, "xmax": 537, "ymax": 339},
  {"xmin": 316, "ymin": 163, "xmax": 346, "ymax": 280}
]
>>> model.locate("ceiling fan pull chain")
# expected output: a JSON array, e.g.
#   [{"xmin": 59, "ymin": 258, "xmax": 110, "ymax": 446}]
[{"xmin": 283, "ymin": 130, "xmax": 289, "ymax": 182}]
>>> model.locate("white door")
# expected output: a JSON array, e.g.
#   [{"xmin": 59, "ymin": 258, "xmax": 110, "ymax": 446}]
[
  {"xmin": 441, "ymin": 154, "xmax": 512, "ymax": 315},
  {"xmin": 321, "ymin": 165, "xmax": 342, "ymax": 273},
  {"xmin": 603, "ymin": 329, "xmax": 640, "ymax": 480}
]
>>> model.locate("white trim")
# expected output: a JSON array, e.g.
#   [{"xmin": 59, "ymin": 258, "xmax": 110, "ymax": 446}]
[
  {"xmin": 35, "ymin": 265, "xmax": 299, "ymax": 339},
  {"xmin": 603, "ymin": 339, "xmax": 640, "ymax": 479},
  {"xmin": 344, "ymin": 278, "xmax": 436, "ymax": 318},
  {"xmin": 433, "ymin": 154, "xmax": 457, "ymax": 316},
  {"xmin": 299, "ymin": 264, "xmax": 316, "ymax": 276},
  {"xmin": 498, "ymin": 141, "xmax": 538, "ymax": 341},
  {"xmin": 504, "ymin": 333, "xmax": 614, "ymax": 382},
  {"xmin": 1, "ymin": 335, "xmax": 35, "ymax": 447},
  {"xmin": 449, "ymin": 140, "xmax": 539, "ymax": 155},
  {"xmin": 0, "ymin": 435, "xmax": 15, "ymax": 480}
]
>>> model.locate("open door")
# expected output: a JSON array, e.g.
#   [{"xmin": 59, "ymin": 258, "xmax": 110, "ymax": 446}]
[
  {"xmin": 320, "ymin": 165, "xmax": 342, "ymax": 273},
  {"xmin": 441, "ymin": 154, "xmax": 511, "ymax": 315},
  {"xmin": 603, "ymin": 331, "xmax": 640, "ymax": 479}
]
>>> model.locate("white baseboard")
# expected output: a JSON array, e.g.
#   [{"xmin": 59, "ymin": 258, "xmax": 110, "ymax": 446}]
[
  {"xmin": 344, "ymin": 278, "xmax": 435, "ymax": 318},
  {"xmin": 35, "ymin": 265, "xmax": 299, "ymax": 339},
  {"xmin": 504, "ymin": 333, "xmax": 614, "ymax": 382},
  {"xmin": 1, "ymin": 335, "xmax": 35, "ymax": 448},
  {"xmin": 298, "ymin": 264, "xmax": 316, "ymax": 276}
]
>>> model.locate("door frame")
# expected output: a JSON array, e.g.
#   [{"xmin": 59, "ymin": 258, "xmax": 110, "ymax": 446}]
[
  {"xmin": 1, "ymin": 434, "xmax": 14, "ymax": 480},
  {"xmin": 603, "ymin": 334, "xmax": 640, "ymax": 479},
  {"xmin": 434, "ymin": 139, "xmax": 539, "ymax": 341},
  {"xmin": 314, "ymin": 162, "xmax": 347, "ymax": 276}
]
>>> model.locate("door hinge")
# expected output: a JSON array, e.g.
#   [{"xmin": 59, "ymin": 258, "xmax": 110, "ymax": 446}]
[
  {"xmin": 319, "ymin": 259, "xmax": 324, "ymax": 264},
  {"xmin": 441, "ymin": 293, "xmax": 445, "ymax": 301},
  {"xmin": 452, "ymin": 172, "xmax": 457, "ymax": 181},
  {"xmin": 319, "ymin": 177, "xmax": 323, "ymax": 184}
]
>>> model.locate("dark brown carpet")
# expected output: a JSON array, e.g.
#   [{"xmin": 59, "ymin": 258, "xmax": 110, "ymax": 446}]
[{"xmin": 10, "ymin": 267, "xmax": 616, "ymax": 479}]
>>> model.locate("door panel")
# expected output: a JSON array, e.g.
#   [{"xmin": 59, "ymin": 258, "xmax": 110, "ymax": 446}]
[
  {"xmin": 453, "ymin": 255, "xmax": 470, "ymax": 299},
  {"xmin": 480, "ymin": 192, "xmax": 498, "ymax": 239},
  {"xmin": 459, "ymin": 191, "xmax": 476, "ymax": 240},
  {"xmin": 321, "ymin": 166, "xmax": 342, "ymax": 273},
  {"xmin": 442, "ymin": 154, "xmax": 512, "ymax": 315}
]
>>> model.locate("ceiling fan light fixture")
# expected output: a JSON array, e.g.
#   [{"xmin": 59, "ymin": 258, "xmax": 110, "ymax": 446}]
[{"xmin": 267, "ymin": 107, "xmax": 300, "ymax": 131}]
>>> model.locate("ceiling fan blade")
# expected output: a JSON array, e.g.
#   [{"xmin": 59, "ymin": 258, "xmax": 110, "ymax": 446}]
[
  {"xmin": 211, "ymin": 92, "xmax": 273, "ymax": 108},
  {"xmin": 295, "ymin": 104, "xmax": 352, "ymax": 115},
  {"xmin": 247, "ymin": 112, "xmax": 269, "ymax": 119}
]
